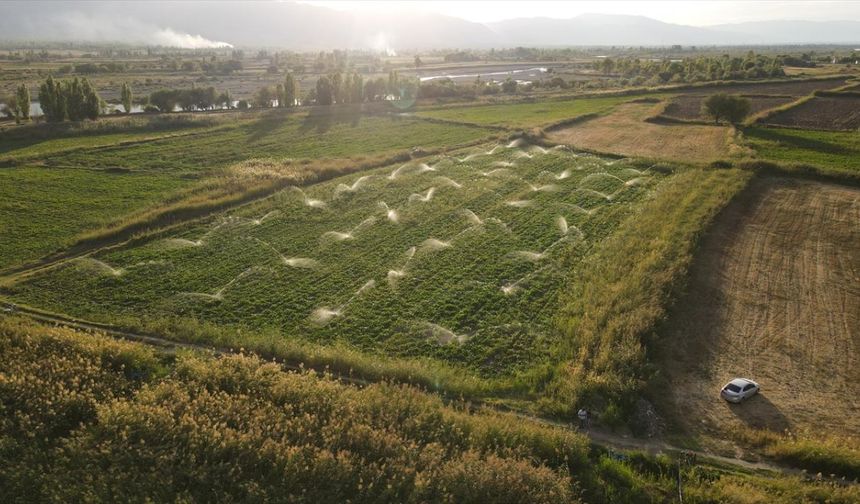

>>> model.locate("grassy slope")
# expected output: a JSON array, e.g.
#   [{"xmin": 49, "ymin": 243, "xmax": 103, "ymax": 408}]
[
  {"xmin": 416, "ymin": 95, "xmax": 647, "ymax": 127},
  {"xmin": 0, "ymin": 112, "xmax": 493, "ymax": 270},
  {"xmin": 2, "ymin": 317, "xmax": 858, "ymax": 503},
  {"xmin": 743, "ymin": 126, "xmax": 860, "ymax": 175}
]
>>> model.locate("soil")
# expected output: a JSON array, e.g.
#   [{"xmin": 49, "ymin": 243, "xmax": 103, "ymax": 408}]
[
  {"xmin": 657, "ymin": 177, "xmax": 860, "ymax": 440},
  {"xmin": 663, "ymin": 95, "xmax": 796, "ymax": 121},
  {"xmin": 762, "ymin": 95, "xmax": 860, "ymax": 131},
  {"xmin": 675, "ymin": 78, "xmax": 848, "ymax": 98},
  {"xmin": 547, "ymin": 102, "xmax": 740, "ymax": 162}
]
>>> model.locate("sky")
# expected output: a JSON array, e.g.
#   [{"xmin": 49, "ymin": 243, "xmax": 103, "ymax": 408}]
[{"xmin": 301, "ymin": 1, "xmax": 860, "ymax": 25}]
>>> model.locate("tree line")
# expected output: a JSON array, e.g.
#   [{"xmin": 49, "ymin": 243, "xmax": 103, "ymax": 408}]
[{"xmin": 592, "ymin": 51, "xmax": 785, "ymax": 84}]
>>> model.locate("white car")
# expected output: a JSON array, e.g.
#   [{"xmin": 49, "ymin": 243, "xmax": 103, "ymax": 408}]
[{"xmin": 720, "ymin": 378, "xmax": 760, "ymax": 403}]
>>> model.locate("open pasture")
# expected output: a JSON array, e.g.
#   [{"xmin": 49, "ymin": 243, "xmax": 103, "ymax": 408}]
[{"xmin": 6, "ymin": 142, "xmax": 663, "ymax": 376}]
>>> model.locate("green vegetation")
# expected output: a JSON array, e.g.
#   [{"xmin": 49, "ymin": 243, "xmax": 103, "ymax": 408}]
[
  {"xmin": 0, "ymin": 112, "xmax": 493, "ymax": 270},
  {"xmin": 702, "ymin": 94, "xmax": 751, "ymax": 124},
  {"xmin": 593, "ymin": 51, "xmax": 785, "ymax": 84},
  {"xmin": 5, "ymin": 145, "xmax": 662, "ymax": 384},
  {"xmin": 737, "ymin": 429, "xmax": 860, "ymax": 480},
  {"xmin": 0, "ymin": 166, "xmax": 186, "ymax": 269},
  {"xmin": 541, "ymin": 168, "xmax": 753, "ymax": 419},
  {"xmin": 38, "ymin": 112, "xmax": 490, "ymax": 173},
  {"xmin": 3, "ymin": 317, "xmax": 858, "ymax": 503},
  {"xmin": 417, "ymin": 94, "xmax": 645, "ymax": 127},
  {"xmin": 743, "ymin": 126, "xmax": 860, "ymax": 175},
  {"xmin": 37, "ymin": 75, "xmax": 101, "ymax": 122}
]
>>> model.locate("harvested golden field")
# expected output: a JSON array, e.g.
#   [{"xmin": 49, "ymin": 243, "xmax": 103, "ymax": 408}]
[
  {"xmin": 659, "ymin": 177, "xmax": 860, "ymax": 441},
  {"xmin": 546, "ymin": 102, "xmax": 742, "ymax": 163}
]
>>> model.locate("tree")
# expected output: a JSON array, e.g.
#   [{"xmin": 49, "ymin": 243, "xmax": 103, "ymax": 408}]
[
  {"xmin": 81, "ymin": 78, "xmax": 101, "ymax": 120},
  {"xmin": 254, "ymin": 86, "xmax": 274, "ymax": 108},
  {"xmin": 275, "ymin": 83, "xmax": 285, "ymax": 108},
  {"xmin": 149, "ymin": 89, "xmax": 179, "ymax": 113},
  {"xmin": 414, "ymin": 55, "xmax": 422, "ymax": 68},
  {"xmin": 283, "ymin": 73, "xmax": 299, "ymax": 107},
  {"xmin": 501, "ymin": 78, "xmax": 517, "ymax": 93},
  {"xmin": 120, "ymin": 82, "xmax": 133, "ymax": 113},
  {"xmin": 38, "ymin": 75, "xmax": 65, "ymax": 122},
  {"xmin": 15, "ymin": 83, "xmax": 30, "ymax": 122},
  {"xmin": 315, "ymin": 76, "xmax": 333, "ymax": 105},
  {"xmin": 702, "ymin": 93, "xmax": 751, "ymax": 124},
  {"xmin": 349, "ymin": 73, "xmax": 363, "ymax": 104},
  {"xmin": 284, "ymin": 73, "xmax": 299, "ymax": 107}
]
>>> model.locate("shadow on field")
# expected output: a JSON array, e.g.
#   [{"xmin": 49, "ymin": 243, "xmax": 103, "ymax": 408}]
[
  {"xmin": 246, "ymin": 111, "xmax": 288, "ymax": 144},
  {"xmin": 299, "ymin": 105, "xmax": 364, "ymax": 134},
  {"xmin": 727, "ymin": 393, "xmax": 792, "ymax": 432},
  {"xmin": 745, "ymin": 127, "xmax": 852, "ymax": 154}
]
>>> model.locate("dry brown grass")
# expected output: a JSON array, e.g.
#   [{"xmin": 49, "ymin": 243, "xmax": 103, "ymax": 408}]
[
  {"xmin": 657, "ymin": 177, "xmax": 860, "ymax": 447},
  {"xmin": 546, "ymin": 102, "xmax": 747, "ymax": 163}
]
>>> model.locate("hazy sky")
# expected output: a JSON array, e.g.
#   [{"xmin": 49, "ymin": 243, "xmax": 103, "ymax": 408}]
[{"xmin": 301, "ymin": 1, "xmax": 860, "ymax": 25}]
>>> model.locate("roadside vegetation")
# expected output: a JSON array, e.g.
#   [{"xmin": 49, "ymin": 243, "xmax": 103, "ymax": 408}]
[{"xmin": 2, "ymin": 316, "xmax": 858, "ymax": 503}]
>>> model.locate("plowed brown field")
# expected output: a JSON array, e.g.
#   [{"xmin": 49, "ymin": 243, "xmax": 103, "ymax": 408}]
[{"xmin": 659, "ymin": 177, "xmax": 860, "ymax": 439}]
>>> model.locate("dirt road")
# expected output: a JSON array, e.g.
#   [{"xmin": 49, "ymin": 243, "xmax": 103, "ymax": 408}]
[{"xmin": 659, "ymin": 177, "xmax": 860, "ymax": 439}]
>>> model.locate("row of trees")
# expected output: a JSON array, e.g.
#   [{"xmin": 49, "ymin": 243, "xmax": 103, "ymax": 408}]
[
  {"xmin": 38, "ymin": 76, "xmax": 102, "ymax": 122},
  {"xmin": 592, "ymin": 52, "xmax": 785, "ymax": 84},
  {"xmin": 1, "ymin": 84, "xmax": 31, "ymax": 123},
  {"xmin": 148, "ymin": 86, "xmax": 233, "ymax": 112}
]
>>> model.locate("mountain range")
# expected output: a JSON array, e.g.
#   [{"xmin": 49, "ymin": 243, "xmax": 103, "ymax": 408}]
[{"xmin": 1, "ymin": 2, "xmax": 859, "ymax": 49}]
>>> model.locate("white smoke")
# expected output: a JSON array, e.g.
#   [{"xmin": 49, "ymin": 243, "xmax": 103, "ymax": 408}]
[
  {"xmin": 0, "ymin": 8, "xmax": 232, "ymax": 49},
  {"xmin": 153, "ymin": 28, "xmax": 233, "ymax": 48}
]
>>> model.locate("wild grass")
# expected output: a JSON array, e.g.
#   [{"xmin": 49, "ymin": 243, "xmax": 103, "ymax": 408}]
[
  {"xmin": 3, "ymin": 317, "xmax": 858, "ymax": 503},
  {"xmin": 736, "ymin": 429, "xmax": 860, "ymax": 480},
  {"xmin": 537, "ymin": 168, "xmax": 754, "ymax": 419}
]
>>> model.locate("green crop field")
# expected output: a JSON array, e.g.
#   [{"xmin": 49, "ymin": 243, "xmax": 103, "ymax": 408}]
[
  {"xmin": 6, "ymin": 142, "xmax": 662, "ymax": 378},
  {"xmin": 416, "ymin": 94, "xmax": 652, "ymax": 127},
  {"xmin": 40, "ymin": 111, "xmax": 493, "ymax": 173},
  {"xmin": 744, "ymin": 126, "xmax": 860, "ymax": 174},
  {"xmin": 0, "ymin": 166, "xmax": 188, "ymax": 270},
  {"xmin": 0, "ymin": 111, "xmax": 495, "ymax": 270}
]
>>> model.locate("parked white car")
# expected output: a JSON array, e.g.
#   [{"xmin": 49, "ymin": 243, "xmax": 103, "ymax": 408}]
[{"xmin": 720, "ymin": 378, "xmax": 760, "ymax": 403}]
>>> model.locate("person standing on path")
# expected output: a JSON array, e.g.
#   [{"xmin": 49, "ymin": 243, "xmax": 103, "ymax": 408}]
[{"xmin": 577, "ymin": 407, "xmax": 589, "ymax": 430}]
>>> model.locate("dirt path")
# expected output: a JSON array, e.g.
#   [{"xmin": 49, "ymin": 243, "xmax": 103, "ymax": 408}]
[{"xmin": 658, "ymin": 176, "xmax": 860, "ymax": 440}]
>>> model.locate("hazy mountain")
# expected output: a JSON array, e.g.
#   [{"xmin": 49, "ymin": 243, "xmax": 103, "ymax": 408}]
[
  {"xmin": 487, "ymin": 14, "xmax": 732, "ymax": 46},
  {"xmin": 0, "ymin": 2, "xmax": 858, "ymax": 49},
  {"xmin": 707, "ymin": 20, "xmax": 860, "ymax": 45}
]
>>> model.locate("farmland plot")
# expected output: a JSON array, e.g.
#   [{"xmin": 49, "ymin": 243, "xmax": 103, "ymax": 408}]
[
  {"xmin": 760, "ymin": 95, "xmax": 860, "ymax": 131},
  {"xmin": 658, "ymin": 177, "xmax": 860, "ymax": 438},
  {"xmin": 6, "ymin": 143, "xmax": 664, "ymax": 376}
]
